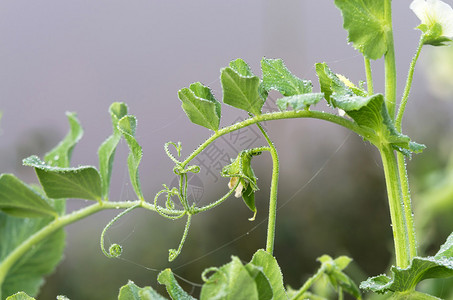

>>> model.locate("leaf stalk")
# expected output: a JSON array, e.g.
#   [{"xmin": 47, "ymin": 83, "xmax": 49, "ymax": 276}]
[{"xmin": 364, "ymin": 58, "xmax": 374, "ymax": 95}]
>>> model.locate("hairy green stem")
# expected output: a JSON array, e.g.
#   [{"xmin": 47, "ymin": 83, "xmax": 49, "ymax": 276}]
[
  {"xmin": 380, "ymin": 145, "xmax": 410, "ymax": 268},
  {"xmin": 384, "ymin": 0, "xmax": 397, "ymax": 119},
  {"xmin": 383, "ymin": 0, "xmax": 414, "ymax": 267},
  {"xmin": 0, "ymin": 200, "xmax": 175, "ymax": 288},
  {"xmin": 397, "ymin": 151, "xmax": 417, "ymax": 259},
  {"xmin": 395, "ymin": 37, "xmax": 424, "ymax": 130},
  {"xmin": 364, "ymin": 57, "xmax": 374, "ymax": 95},
  {"xmin": 179, "ymin": 174, "xmax": 190, "ymax": 211},
  {"xmin": 169, "ymin": 213, "xmax": 192, "ymax": 262},
  {"xmin": 193, "ymin": 180, "xmax": 241, "ymax": 213},
  {"xmin": 256, "ymin": 123, "xmax": 279, "ymax": 255},
  {"xmin": 181, "ymin": 110, "xmax": 363, "ymax": 168},
  {"xmin": 393, "ymin": 37, "xmax": 424, "ymax": 261},
  {"xmin": 292, "ymin": 264, "xmax": 327, "ymax": 299}
]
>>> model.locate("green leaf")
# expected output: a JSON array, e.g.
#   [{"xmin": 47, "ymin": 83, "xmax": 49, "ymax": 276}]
[
  {"xmin": 0, "ymin": 212, "xmax": 65, "ymax": 298},
  {"xmin": 157, "ymin": 269, "xmax": 196, "ymax": 300},
  {"xmin": 23, "ymin": 156, "xmax": 102, "ymax": 202},
  {"xmin": 249, "ymin": 249, "xmax": 288, "ymax": 300},
  {"xmin": 335, "ymin": 94, "xmax": 384, "ymax": 128},
  {"xmin": 317, "ymin": 255, "xmax": 361, "ymax": 299},
  {"xmin": 261, "ymin": 58, "xmax": 312, "ymax": 96},
  {"xmin": 37, "ymin": 112, "xmax": 84, "ymax": 214},
  {"xmin": 437, "ymin": 232, "xmax": 453, "ymax": 258},
  {"xmin": 243, "ymin": 264, "xmax": 273, "ymax": 300},
  {"xmin": 178, "ymin": 82, "xmax": 221, "ymax": 131},
  {"xmin": 118, "ymin": 280, "xmax": 167, "ymax": 300},
  {"xmin": 0, "ymin": 174, "xmax": 57, "ymax": 218},
  {"xmin": 315, "ymin": 62, "xmax": 366, "ymax": 106},
  {"xmin": 338, "ymin": 93, "xmax": 423, "ymax": 155},
  {"xmin": 118, "ymin": 115, "xmax": 144, "ymax": 200},
  {"xmin": 361, "ymin": 232, "xmax": 453, "ymax": 294},
  {"xmin": 44, "ymin": 112, "xmax": 83, "ymax": 168},
  {"xmin": 333, "ymin": 256, "xmax": 353, "ymax": 270},
  {"xmin": 5, "ymin": 292, "xmax": 35, "ymax": 300},
  {"xmin": 334, "ymin": 0, "xmax": 388, "ymax": 60},
  {"xmin": 315, "ymin": 63, "xmax": 425, "ymax": 156},
  {"xmin": 241, "ymin": 184, "xmax": 257, "ymax": 221},
  {"xmin": 221, "ymin": 58, "xmax": 266, "ymax": 115},
  {"xmin": 200, "ymin": 256, "xmax": 260, "ymax": 300},
  {"xmin": 98, "ymin": 102, "xmax": 128, "ymax": 200},
  {"xmin": 316, "ymin": 62, "xmax": 351, "ymax": 106},
  {"xmin": 316, "ymin": 62, "xmax": 383, "ymax": 131},
  {"xmin": 392, "ymin": 290, "xmax": 443, "ymax": 299},
  {"xmin": 261, "ymin": 58, "xmax": 321, "ymax": 111},
  {"xmin": 276, "ymin": 93, "xmax": 324, "ymax": 111}
]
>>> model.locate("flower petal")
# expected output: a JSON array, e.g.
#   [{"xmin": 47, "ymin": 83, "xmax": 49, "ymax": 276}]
[
  {"xmin": 434, "ymin": 0, "xmax": 453, "ymax": 37},
  {"xmin": 411, "ymin": 0, "xmax": 430, "ymax": 24},
  {"xmin": 234, "ymin": 182, "xmax": 244, "ymax": 198},
  {"xmin": 228, "ymin": 177, "xmax": 238, "ymax": 190}
]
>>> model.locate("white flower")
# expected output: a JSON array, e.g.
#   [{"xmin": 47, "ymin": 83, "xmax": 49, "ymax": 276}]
[
  {"xmin": 410, "ymin": 0, "xmax": 453, "ymax": 40},
  {"xmin": 228, "ymin": 177, "xmax": 244, "ymax": 198}
]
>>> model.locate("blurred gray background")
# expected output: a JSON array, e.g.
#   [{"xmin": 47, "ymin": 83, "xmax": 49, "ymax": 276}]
[{"xmin": 1, "ymin": 1, "xmax": 453, "ymax": 299}]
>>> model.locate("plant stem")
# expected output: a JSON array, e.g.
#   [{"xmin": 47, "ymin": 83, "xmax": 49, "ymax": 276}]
[
  {"xmin": 256, "ymin": 123, "xmax": 279, "ymax": 255},
  {"xmin": 382, "ymin": 0, "xmax": 414, "ymax": 267},
  {"xmin": 384, "ymin": 0, "xmax": 397, "ymax": 119},
  {"xmin": 192, "ymin": 181, "xmax": 240, "ymax": 213},
  {"xmin": 364, "ymin": 57, "xmax": 374, "ymax": 95},
  {"xmin": 0, "ymin": 200, "xmax": 171, "ymax": 288},
  {"xmin": 169, "ymin": 213, "xmax": 192, "ymax": 262},
  {"xmin": 397, "ymin": 151, "xmax": 417, "ymax": 259},
  {"xmin": 292, "ymin": 265, "xmax": 327, "ymax": 299},
  {"xmin": 393, "ymin": 37, "xmax": 424, "ymax": 261},
  {"xmin": 182, "ymin": 110, "xmax": 365, "ymax": 168},
  {"xmin": 379, "ymin": 145, "xmax": 410, "ymax": 268},
  {"xmin": 395, "ymin": 37, "xmax": 424, "ymax": 130}
]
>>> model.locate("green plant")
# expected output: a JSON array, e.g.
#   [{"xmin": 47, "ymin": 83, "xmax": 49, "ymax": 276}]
[{"xmin": 1, "ymin": 1, "xmax": 453, "ymax": 299}]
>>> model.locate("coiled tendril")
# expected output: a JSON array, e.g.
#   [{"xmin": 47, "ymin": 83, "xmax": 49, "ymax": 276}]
[
  {"xmin": 164, "ymin": 141, "xmax": 182, "ymax": 164},
  {"xmin": 155, "ymin": 141, "xmax": 201, "ymax": 220},
  {"xmin": 154, "ymin": 184, "xmax": 186, "ymax": 220},
  {"xmin": 201, "ymin": 267, "xmax": 227, "ymax": 283},
  {"xmin": 100, "ymin": 204, "xmax": 139, "ymax": 258}
]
